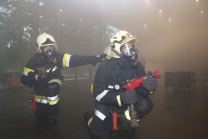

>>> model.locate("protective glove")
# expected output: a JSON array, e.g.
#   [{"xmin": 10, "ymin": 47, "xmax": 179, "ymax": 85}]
[
  {"xmin": 27, "ymin": 72, "xmax": 39, "ymax": 84},
  {"xmin": 28, "ymin": 72, "xmax": 47, "ymax": 84},
  {"xmin": 36, "ymin": 73, "xmax": 48, "ymax": 83},
  {"xmin": 142, "ymin": 71, "xmax": 157, "ymax": 91},
  {"xmin": 140, "ymin": 87, "xmax": 155, "ymax": 96},
  {"xmin": 96, "ymin": 54, "xmax": 107, "ymax": 62},
  {"xmin": 116, "ymin": 90, "xmax": 138, "ymax": 106}
]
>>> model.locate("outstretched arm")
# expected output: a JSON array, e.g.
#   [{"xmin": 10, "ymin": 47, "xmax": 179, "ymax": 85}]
[{"xmin": 60, "ymin": 53, "xmax": 106, "ymax": 67}]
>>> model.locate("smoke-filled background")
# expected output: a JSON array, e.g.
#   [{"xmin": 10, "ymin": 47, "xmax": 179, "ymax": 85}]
[
  {"xmin": 98, "ymin": 0, "xmax": 208, "ymax": 74},
  {"xmin": 0, "ymin": 0, "xmax": 207, "ymax": 79}
]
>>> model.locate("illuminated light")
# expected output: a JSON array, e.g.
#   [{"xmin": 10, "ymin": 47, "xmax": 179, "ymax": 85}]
[
  {"xmin": 144, "ymin": 24, "xmax": 147, "ymax": 26},
  {"xmin": 39, "ymin": 16, "xmax": 43, "ymax": 18},
  {"xmin": 95, "ymin": 26, "xmax": 97, "ymax": 28},
  {"xmin": 201, "ymin": 11, "xmax": 203, "ymax": 13},
  {"xmin": 9, "ymin": 5, "xmax": 12, "ymax": 7},
  {"xmin": 196, "ymin": 0, "xmax": 198, "ymax": 1},
  {"xmin": 159, "ymin": 10, "xmax": 162, "ymax": 12},
  {"xmin": 60, "ymin": 9, "xmax": 62, "ymax": 11},
  {"xmin": 62, "ymin": 24, "xmax": 65, "ymax": 25},
  {"xmin": 169, "ymin": 18, "xmax": 171, "ymax": 21},
  {"xmin": 80, "ymin": 19, "xmax": 82, "ymax": 21}
]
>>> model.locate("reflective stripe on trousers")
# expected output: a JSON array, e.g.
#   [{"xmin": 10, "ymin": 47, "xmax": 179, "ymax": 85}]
[{"xmin": 35, "ymin": 94, "xmax": 59, "ymax": 105}]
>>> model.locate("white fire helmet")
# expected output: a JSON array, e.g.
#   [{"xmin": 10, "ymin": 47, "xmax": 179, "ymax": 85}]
[
  {"xmin": 36, "ymin": 33, "xmax": 58, "ymax": 53},
  {"xmin": 104, "ymin": 30, "xmax": 138, "ymax": 58}
]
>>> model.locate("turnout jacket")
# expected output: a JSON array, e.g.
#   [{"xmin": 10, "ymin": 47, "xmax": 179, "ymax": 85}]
[
  {"xmin": 21, "ymin": 52, "xmax": 100, "ymax": 87},
  {"xmin": 93, "ymin": 58, "xmax": 148, "ymax": 105}
]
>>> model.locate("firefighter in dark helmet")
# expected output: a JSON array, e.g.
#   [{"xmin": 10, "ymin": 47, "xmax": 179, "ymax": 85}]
[
  {"xmin": 21, "ymin": 33, "xmax": 105, "ymax": 125},
  {"xmin": 84, "ymin": 30, "xmax": 157, "ymax": 139}
]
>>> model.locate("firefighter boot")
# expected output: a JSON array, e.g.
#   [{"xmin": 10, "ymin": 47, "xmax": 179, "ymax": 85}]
[
  {"xmin": 84, "ymin": 111, "xmax": 94, "ymax": 138},
  {"xmin": 84, "ymin": 111, "xmax": 94, "ymax": 123}
]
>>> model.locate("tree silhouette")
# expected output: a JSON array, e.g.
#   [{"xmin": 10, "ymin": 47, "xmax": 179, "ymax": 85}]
[{"xmin": 0, "ymin": 0, "xmax": 33, "ymax": 78}]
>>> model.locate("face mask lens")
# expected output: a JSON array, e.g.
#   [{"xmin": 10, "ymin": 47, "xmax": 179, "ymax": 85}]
[
  {"xmin": 122, "ymin": 43, "xmax": 135, "ymax": 56},
  {"xmin": 129, "ymin": 47, "xmax": 135, "ymax": 55},
  {"xmin": 41, "ymin": 46, "xmax": 53, "ymax": 56},
  {"xmin": 45, "ymin": 49, "xmax": 52, "ymax": 56}
]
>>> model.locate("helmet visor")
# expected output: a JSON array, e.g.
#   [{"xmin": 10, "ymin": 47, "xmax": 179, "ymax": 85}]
[
  {"xmin": 41, "ymin": 38, "xmax": 55, "ymax": 46},
  {"xmin": 121, "ymin": 43, "xmax": 137, "ymax": 56}
]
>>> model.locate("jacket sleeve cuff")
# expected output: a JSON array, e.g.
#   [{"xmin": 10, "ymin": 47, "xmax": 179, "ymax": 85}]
[{"xmin": 116, "ymin": 95, "xmax": 122, "ymax": 106}]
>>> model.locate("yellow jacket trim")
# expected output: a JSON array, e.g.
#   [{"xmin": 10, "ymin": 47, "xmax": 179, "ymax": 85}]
[
  {"xmin": 35, "ymin": 95, "xmax": 47, "ymax": 104},
  {"xmin": 35, "ymin": 95, "xmax": 59, "ymax": 105},
  {"xmin": 106, "ymin": 55, "xmax": 111, "ymax": 59},
  {"xmin": 88, "ymin": 117, "xmax": 93, "ymax": 127},
  {"xmin": 47, "ymin": 97, "xmax": 59, "ymax": 105},
  {"xmin": 116, "ymin": 95, "xmax": 121, "ymax": 106},
  {"xmin": 23, "ymin": 67, "xmax": 34, "ymax": 76},
  {"xmin": 46, "ymin": 95, "xmax": 59, "ymax": 101},
  {"xmin": 124, "ymin": 109, "xmax": 131, "ymax": 120},
  {"xmin": 149, "ymin": 90, "xmax": 155, "ymax": 95},
  {"xmin": 90, "ymin": 84, "xmax": 94, "ymax": 93},
  {"xmin": 48, "ymin": 79, "xmax": 63, "ymax": 86},
  {"xmin": 46, "ymin": 66, "xmax": 58, "ymax": 73},
  {"xmin": 62, "ymin": 53, "xmax": 71, "ymax": 67}
]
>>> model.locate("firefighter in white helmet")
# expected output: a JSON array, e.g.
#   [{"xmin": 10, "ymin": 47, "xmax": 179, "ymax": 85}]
[
  {"xmin": 21, "ymin": 33, "xmax": 106, "ymax": 125},
  {"xmin": 84, "ymin": 30, "xmax": 157, "ymax": 138}
]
